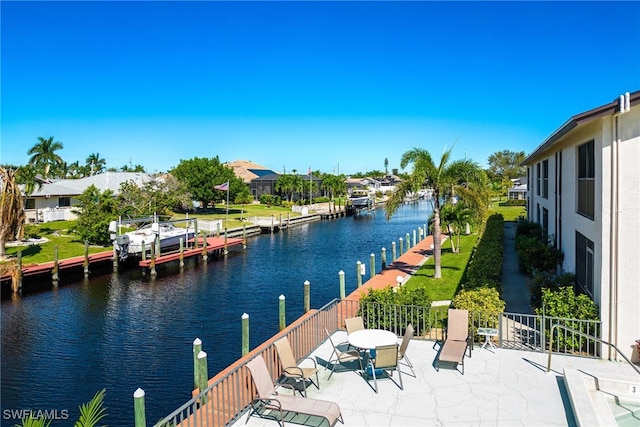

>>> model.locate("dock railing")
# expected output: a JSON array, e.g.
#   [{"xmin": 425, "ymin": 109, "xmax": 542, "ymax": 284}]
[{"xmin": 153, "ymin": 301, "xmax": 604, "ymax": 427}]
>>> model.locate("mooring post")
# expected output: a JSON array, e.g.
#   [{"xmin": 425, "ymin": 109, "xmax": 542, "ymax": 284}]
[
  {"xmin": 52, "ymin": 245, "xmax": 59, "ymax": 286},
  {"xmin": 270, "ymin": 215, "xmax": 275, "ymax": 233},
  {"xmin": 242, "ymin": 313, "xmax": 249, "ymax": 356},
  {"xmin": 194, "ymin": 223, "xmax": 199, "ymax": 248},
  {"xmin": 279, "ymin": 294, "xmax": 286, "ymax": 331},
  {"xmin": 112, "ymin": 246, "xmax": 118, "ymax": 273},
  {"xmin": 338, "ymin": 270, "xmax": 345, "ymax": 300},
  {"xmin": 196, "ymin": 351, "xmax": 208, "ymax": 404},
  {"xmin": 149, "ymin": 244, "xmax": 157, "ymax": 277},
  {"xmin": 369, "ymin": 253, "xmax": 375, "ymax": 279},
  {"xmin": 224, "ymin": 228, "xmax": 228, "ymax": 255},
  {"xmin": 193, "ymin": 338, "xmax": 202, "ymax": 389},
  {"xmin": 217, "ymin": 222, "xmax": 221, "ymax": 237},
  {"xmin": 242, "ymin": 225, "xmax": 247, "ymax": 249},
  {"xmin": 356, "ymin": 261, "xmax": 362, "ymax": 287},
  {"xmin": 13, "ymin": 250, "xmax": 23, "ymax": 295},
  {"xmin": 413, "ymin": 230, "xmax": 417, "ymax": 247},
  {"xmin": 179, "ymin": 238, "xmax": 184, "ymax": 268},
  {"xmin": 303, "ymin": 280, "xmax": 310, "ymax": 312},
  {"xmin": 392, "ymin": 241, "xmax": 397, "ymax": 261},
  {"xmin": 406, "ymin": 233, "xmax": 411, "ymax": 251},
  {"xmin": 287, "ymin": 213, "xmax": 290, "ymax": 228},
  {"xmin": 424, "ymin": 223, "xmax": 428, "ymax": 235},
  {"xmin": 398, "ymin": 238, "xmax": 403, "ymax": 256},
  {"xmin": 279, "ymin": 214, "xmax": 283, "ymax": 230},
  {"xmin": 83, "ymin": 241, "xmax": 90, "ymax": 277},
  {"xmin": 202, "ymin": 231, "xmax": 208, "ymax": 260},
  {"xmin": 133, "ymin": 388, "xmax": 146, "ymax": 427},
  {"xmin": 141, "ymin": 241, "xmax": 146, "ymax": 262},
  {"xmin": 381, "ymin": 247, "xmax": 387, "ymax": 270}
]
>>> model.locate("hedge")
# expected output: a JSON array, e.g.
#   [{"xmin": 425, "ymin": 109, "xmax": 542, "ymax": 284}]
[{"xmin": 463, "ymin": 213, "xmax": 504, "ymax": 290}]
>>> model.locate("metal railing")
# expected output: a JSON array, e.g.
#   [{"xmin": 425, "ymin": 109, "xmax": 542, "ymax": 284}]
[
  {"xmin": 546, "ymin": 323, "xmax": 640, "ymax": 376},
  {"xmin": 153, "ymin": 301, "xmax": 605, "ymax": 426}
]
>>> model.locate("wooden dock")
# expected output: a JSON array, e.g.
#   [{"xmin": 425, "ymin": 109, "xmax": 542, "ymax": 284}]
[{"xmin": 138, "ymin": 236, "xmax": 244, "ymax": 268}]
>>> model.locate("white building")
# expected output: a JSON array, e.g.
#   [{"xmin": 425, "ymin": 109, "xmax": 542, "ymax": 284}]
[
  {"xmin": 23, "ymin": 172, "xmax": 150, "ymax": 223},
  {"xmin": 523, "ymin": 90, "xmax": 640, "ymax": 361}
]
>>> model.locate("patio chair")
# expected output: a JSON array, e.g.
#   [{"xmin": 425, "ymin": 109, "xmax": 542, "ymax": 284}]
[
  {"xmin": 324, "ymin": 328, "xmax": 363, "ymax": 379},
  {"xmin": 344, "ymin": 316, "xmax": 365, "ymax": 335},
  {"xmin": 398, "ymin": 324, "xmax": 416, "ymax": 377},
  {"xmin": 364, "ymin": 344, "xmax": 403, "ymax": 393},
  {"xmin": 245, "ymin": 355, "xmax": 343, "ymax": 427},
  {"xmin": 436, "ymin": 308, "xmax": 471, "ymax": 375},
  {"xmin": 274, "ymin": 336, "xmax": 319, "ymax": 397}
]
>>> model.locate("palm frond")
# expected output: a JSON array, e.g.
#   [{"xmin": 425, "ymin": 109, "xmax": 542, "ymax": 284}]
[{"xmin": 74, "ymin": 388, "xmax": 107, "ymax": 427}]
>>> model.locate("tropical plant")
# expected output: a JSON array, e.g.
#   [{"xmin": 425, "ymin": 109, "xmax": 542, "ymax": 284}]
[
  {"xmin": 85, "ymin": 153, "xmax": 107, "ymax": 175},
  {"xmin": 452, "ymin": 287, "xmax": 506, "ymax": 334},
  {"xmin": 15, "ymin": 164, "xmax": 43, "ymax": 196},
  {"xmin": 27, "ymin": 136, "xmax": 64, "ymax": 179},
  {"xmin": 385, "ymin": 146, "xmax": 486, "ymax": 279},
  {"xmin": 73, "ymin": 185, "xmax": 119, "ymax": 245},
  {"xmin": 74, "ymin": 388, "xmax": 107, "ymax": 427},
  {"xmin": 440, "ymin": 203, "xmax": 473, "ymax": 253},
  {"xmin": 14, "ymin": 388, "xmax": 106, "ymax": 427},
  {"xmin": 1, "ymin": 167, "xmax": 26, "ymax": 259}
]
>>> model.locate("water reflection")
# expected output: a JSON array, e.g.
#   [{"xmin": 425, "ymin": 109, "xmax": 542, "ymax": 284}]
[{"xmin": 1, "ymin": 203, "xmax": 432, "ymax": 426}]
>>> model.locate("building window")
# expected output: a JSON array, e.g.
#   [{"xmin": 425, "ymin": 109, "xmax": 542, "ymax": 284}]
[
  {"xmin": 25, "ymin": 198, "xmax": 35, "ymax": 209},
  {"xmin": 575, "ymin": 231, "xmax": 594, "ymax": 297},
  {"xmin": 536, "ymin": 163, "xmax": 541, "ymax": 196},
  {"xmin": 542, "ymin": 159, "xmax": 549, "ymax": 199},
  {"xmin": 577, "ymin": 140, "xmax": 595, "ymax": 219},
  {"xmin": 58, "ymin": 197, "xmax": 71, "ymax": 207}
]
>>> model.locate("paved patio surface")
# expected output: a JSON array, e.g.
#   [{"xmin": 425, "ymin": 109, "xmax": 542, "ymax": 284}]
[{"xmin": 237, "ymin": 331, "xmax": 638, "ymax": 427}]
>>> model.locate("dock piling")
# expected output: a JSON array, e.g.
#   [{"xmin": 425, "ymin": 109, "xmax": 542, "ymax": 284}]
[
  {"xmin": 52, "ymin": 245, "xmax": 59, "ymax": 286},
  {"xmin": 406, "ymin": 233, "xmax": 411, "ymax": 251},
  {"xmin": 399, "ymin": 238, "xmax": 403, "ymax": 256},
  {"xmin": 392, "ymin": 241, "xmax": 397, "ymax": 261},
  {"xmin": 149, "ymin": 244, "xmax": 157, "ymax": 277},
  {"xmin": 381, "ymin": 247, "xmax": 387, "ymax": 270},
  {"xmin": 192, "ymin": 338, "xmax": 202, "ymax": 389},
  {"xmin": 133, "ymin": 388, "xmax": 146, "ymax": 427},
  {"xmin": 338, "ymin": 270, "xmax": 345, "ymax": 300},
  {"xmin": 369, "ymin": 253, "xmax": 375, "ymax": 279},
  {"xmin": 112, "ymin": 246, "xmax": 118, "ymax": 272},
  {"xmin": 279, "ymin": 295, "xmax": 286, "ymax": 331},
  {"xmin": 303, "ymin": 280, "xmax": 310, "ymax": 312},
  {"xmin": 224, "ymin": 229, "xmax": 228, "ymax": 255},
  {"xmin": 83, "ymin": 241, "xmax": 90, "ymax": 277},
  {"xmin": 196, "ymin": 351, "xmax": 208, "ymax": 404},
  {"xmin": 241, "ymin": 313, "xmax": 249, "ymax": 356},
  {"xmin": 179, "ymin": 238, "xmax": 184, "ymax": 268},
  {"xmin": 356, "ymin": 261, "xmax": 362, "ymax": 288}
]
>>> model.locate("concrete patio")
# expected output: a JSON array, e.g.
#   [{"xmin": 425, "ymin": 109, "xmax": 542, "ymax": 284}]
[{"xmin": 236, "ymin": 331, "xmax": 639, "ymax": 427}]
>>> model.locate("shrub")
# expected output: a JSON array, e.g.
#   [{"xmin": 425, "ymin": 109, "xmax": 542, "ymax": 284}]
[
  {"xmin": 530, "ymin": 271, "xmax": 576, "ymax": 309},
  {"xmin": 515, "ymin": 220, "xmax": 563, "ymax": 275},
  {"xmin": 358, "ymin": 284, "xmax": 432, "ymax": 334},
  {"xmin": 258, "ymin": 194, "xmax": 282, "ymax": 207},
  {"xmin": 504, "ymin": 199, "xmax": 526, "ymax": 206},
  {"xmin": 23, "ymin": 224, "xmax": 41, "ymax": 239},
  {"xmin": 452, "ymin": 287, "xmax": 506, "ymax": 334},
  {"xmin": 535, "ymin": 286, "xmax": 600, "ymax": 353}
]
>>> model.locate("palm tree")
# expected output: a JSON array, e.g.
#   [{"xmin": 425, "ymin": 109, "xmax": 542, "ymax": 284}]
[
  {"xmin": 385, "ymin": 146, "xmax": 485, "ymax": 279},
  {"xmin": 27, "ymin": 136, "xmax": 64, "ymax": 179},
  {"xmin": 86, "ymin": 153, "xmax": 106, "ymax": 175},
  {"xmin": 15, "ymin": 164, "xmax": 42, "ymax": 195},
  {"xmin": 0, "ymin": 167, "xmax": 26, "ymax": 259}
]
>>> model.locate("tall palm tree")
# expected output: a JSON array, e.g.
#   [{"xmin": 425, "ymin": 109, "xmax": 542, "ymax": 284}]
[
  {"xmin": 27, "ymin": 136, "xmax": 64, "ymax": 179},
  {"xmin": 85, "ymin": 153, "xmax": 106, "ymax": 175},
  {"xmin": 385, "ymin": 146, "xmax": 485, "ymax": 279},
  {"xmin": 0, "ymin": 167, "xmax": 26, "ymax": 259}
]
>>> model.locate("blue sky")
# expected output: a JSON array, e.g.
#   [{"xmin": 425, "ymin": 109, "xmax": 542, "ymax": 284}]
[{"xmin": 2, "ymin": 1, "xmax": 639, "ymax": 175}]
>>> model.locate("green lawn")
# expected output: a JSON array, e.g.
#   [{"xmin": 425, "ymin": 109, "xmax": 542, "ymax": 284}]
[
  {"xmin": 407, "ymin": 233, "xmax": 479, "ymax": 302},
  {"xmin": 488, "ymin": 201, "xmax": 526, "ymax": 221}
]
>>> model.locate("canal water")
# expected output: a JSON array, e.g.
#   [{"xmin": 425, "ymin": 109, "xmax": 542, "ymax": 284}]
[{"xmin": 1, "ymin": 203, "xmax": 432, "ymax": 426}]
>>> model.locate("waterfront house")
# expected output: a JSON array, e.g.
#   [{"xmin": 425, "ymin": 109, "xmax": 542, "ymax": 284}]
[
  {"xmin": 22, "ymin": 172, "xmax": 150, "ymax": 223},
  {"xmin": 507, "ymin": 177, "xmax": 527, "ymax": 200},
  {"xmin": 522, "ymin": 90, "xmax": 640, "ymax": 361}
]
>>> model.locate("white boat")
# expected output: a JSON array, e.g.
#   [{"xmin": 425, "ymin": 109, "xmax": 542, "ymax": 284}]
[
  {"xmin": 348, "ymin": 189, "xmax": 373, "ymax": 208},
  {"xmin": 109, "ymin": 219, "xmax": 195, "ymax": 261}
]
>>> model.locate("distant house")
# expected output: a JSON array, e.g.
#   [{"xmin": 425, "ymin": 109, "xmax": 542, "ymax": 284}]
[
  {"xmin": 345, "ymin": 177, "xmax": 380, "ymax": 194},
  {"xmin": 379, "ymin": 174, "xmax": 403, "ymax": 193},
  {"xmin": 522, "ymin": 90, "xmax": 640, "ymax": 361},
  {"xmin": 507, "ymin": 177, "xmax": 527, "ymax": 200},
  {"xmin": 22, "ymin": 172, "xmax": 150, "ymax": 223}
]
